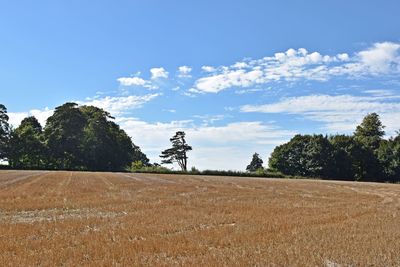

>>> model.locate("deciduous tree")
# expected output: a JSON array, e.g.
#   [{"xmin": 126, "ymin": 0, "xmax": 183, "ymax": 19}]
[
  {"xmin": 269, "ymin": 134, "xmax": 334, "ymax": 178},
  {"xmin": 44, "ymin": 103, "xmax": 86, "ymax": 169},
  {"xmin": 8, "ymin": 116, "xmax": 46, "ymax": 169}
]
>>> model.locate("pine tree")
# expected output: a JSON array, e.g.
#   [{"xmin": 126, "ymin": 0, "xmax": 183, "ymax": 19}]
[
  {"xmin": 246, "ymin": 153, "xmax": 264, "ymax": 172},
  {"xmin": 354, "ymin": 113, "xmax": 385, "ymax": 151},
  {"xmin": 0, "ymin": 104, "xmax": 10, "ymax": 160},
  {"xmin": 160, "ymin": 131, "xmax": 192, "ymax": 171}
]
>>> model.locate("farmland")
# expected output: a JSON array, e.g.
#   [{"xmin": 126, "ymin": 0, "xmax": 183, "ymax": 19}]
[{"xmin": 0, "ymin": 170, "xmax": 399, "ymax": 266}]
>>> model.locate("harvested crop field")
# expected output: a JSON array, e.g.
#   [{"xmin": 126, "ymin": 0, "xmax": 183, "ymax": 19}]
[{"xmin": 0, "ymin": 170, "xmax": 399, "ymax": 266}]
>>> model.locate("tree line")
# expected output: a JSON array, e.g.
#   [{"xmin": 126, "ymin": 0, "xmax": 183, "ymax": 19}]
[
  {"xmin": 1, "ymin": 102, "xmax": 399, "ymax": 182},
  {"xmin": 268, "ymin": 113, "xmax": 400, "ymax": 182},
  {"xmin": 0, "ymin": 103, "xmax": 149, "ymax": 171}
]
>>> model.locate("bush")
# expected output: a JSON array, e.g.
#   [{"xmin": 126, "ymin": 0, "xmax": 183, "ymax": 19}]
[{"xmin": 130, "ymin": 166, "xmax": 285, "ymax": 179}]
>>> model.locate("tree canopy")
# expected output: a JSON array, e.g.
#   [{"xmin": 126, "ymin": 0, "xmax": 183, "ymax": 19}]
[
  {"xmin": 269, "ymin": 113, "xmax": 399, "ymax": 182},
  {"xmin": 354, "ymin": 113, "xmax": 385, "ymax": 151},
  {"xmin": 3, "ymin": 102, "xmax": 149, "ymax": 171},
  {"xmin": 246, "ymin": 153, "xmax": 264, "ymax": 172},
  {"xmin": 8, "ymin": 116, "xmax": 46, "ymax": 169},
  {"xmin": 160, "ymin": 131, "xmax": 192, "ymax": 171}
]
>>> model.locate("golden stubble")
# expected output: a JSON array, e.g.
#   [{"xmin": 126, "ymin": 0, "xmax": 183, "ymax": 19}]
[{"xmin": 0, "ymin": 170, "xmax": 399, "ymax": 266}]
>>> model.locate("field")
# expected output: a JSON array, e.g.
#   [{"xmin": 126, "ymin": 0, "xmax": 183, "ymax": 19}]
[{"xmin": 0, "ymin": 170, "xmax": 399, "ymax": 266}]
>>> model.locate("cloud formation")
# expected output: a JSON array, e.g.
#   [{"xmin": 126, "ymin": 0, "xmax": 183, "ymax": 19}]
[
  {"xmin": 192, "ymin": 42, "xmax": 400, "ymax": 93},
  {"xmin": 80, "ymin": 93, "xmax": 161, "ymax": 116},
  {"xmin": 8, "ymin": 108, "xmax": 54, "ymax": 128},
  {"xmin": 178, "ymin": 66, "xmax": 192, "ymax": 78},
  {"xmin": 8, "ymin": 93, "xmax": 161, "ymax": 127},
  {"xmin": 241, "ymin": 92, "xmax": 400, "ymax": 135},
  {"xmin": 150, "ymin": 67, "xmax": 169, "ymax": 79},
  {"xmin": 115, "ymin": 42, "xmax": 400, "ymax": 94},
  {"xmin": 117, "ymin": 77, "xmax": 147, "ymax": 86},
  {"xmin": 117, "ymin": 67, "xmax": 169, "ymax": 89},
  {"xmin": 117, "ymin": 118, "xmax": 294, "ymax": 170}
]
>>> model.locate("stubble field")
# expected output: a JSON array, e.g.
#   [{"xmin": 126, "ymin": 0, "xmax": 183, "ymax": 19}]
[{"xmin": 0, "ymin": 170, "xmax": 399, "ymax": 266}]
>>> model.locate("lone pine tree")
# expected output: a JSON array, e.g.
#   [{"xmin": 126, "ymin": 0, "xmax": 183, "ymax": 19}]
[{"xmin": 160, "ymin": 131, "xmax": 192, "ymax": 171}]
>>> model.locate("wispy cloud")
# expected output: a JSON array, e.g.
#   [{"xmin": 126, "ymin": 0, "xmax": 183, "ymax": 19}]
[
  {"xmin": 201, "ymin": 66, "xmax": 216, "ymax": 73},
  {"xmin": 193, "ymin": 114, "xmax": 226, "ymax": 126},
  {"xmin": 241, "ymin": 93, "xmax": 400, "ymax": 135},
  {"xmin": 80, "ymin": 93, "xmax": 161, "ymax": 116},
  {"xmin": 177, "ymin": 66, "xmax": 192, "ymax": 78}
]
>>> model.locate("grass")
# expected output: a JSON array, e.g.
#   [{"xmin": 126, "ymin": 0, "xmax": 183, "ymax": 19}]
[{"xmin": 0, "ymin": 170, "xmax": 399, "ymax": 266}]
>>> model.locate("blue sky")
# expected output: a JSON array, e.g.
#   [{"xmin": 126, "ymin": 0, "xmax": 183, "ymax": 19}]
[{"xmin": 1, "ymin": 1, "xmax": 400, "ymax": 170}]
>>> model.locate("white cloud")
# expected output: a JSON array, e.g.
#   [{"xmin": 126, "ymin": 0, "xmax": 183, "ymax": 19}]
[
  {"xmin": 235, "ymin": 88, "xmax": 267, "ymax": 94},
  {"xmin": 193, "ymin": 114, "xmax": 226, "ymax": 126},
  {"xmin": 232, "ymin": 62, "xmax": 249, "ymax": 69},
  {"xmin": 190, "ymin": 42, "xmax": 400, "ymax": 93},
  {"xmin": 337, "ymin": 53, "xmax": 349, "ymax": 61},
  {"xmin": 117, "ymin": 118, "xmax": 294, "ymax": 170},
  {"xmin": 80, "ymin": 93, "xmax": 160, "ymax": 116},
  {"xmin": 201, "ymin": 66, "xmax": 216, "ymax": 72},
  {"xmin": 117, "ymin": 77, "xmax": 147, "ymax": 86},
  {"xmin": 8, "ymin": 93, "xmax": 160, "ymax": 128},
  {"xmin": 363, "ymin": 89, "xmax": 398, "ymax": 98},
  {"xmin": 163, "ymin": 109, "xmax": 176, "ymax": 113},
  {"xmin": 119, "ymin": 67, "xmax": 169, "ymax": 87},
  {"xmin": 8, "ymin": 112, "xmax": 30, "ymax": 127},
  {"xmin": 8, "ymin": 108, "xmax": 53, "ymax": 127},
  {"xmin": 224, "ymin": 106, "xmax": 236, "ymax": 112},
  {"xmin": 117, "ymin": 74, "xmax": 158, "ymax": 89},
  {"xmin": 150, "ymin": 67, "xmax": 168, "ymax": 79},
  {"xmin": 195, "ymin": 69, "xmax": 264, "ymax": 93},
  {"xmin": 241, "ymin": 94, "xmax": 400, "ymax": 135},
  {"xmin": 357, "ymin": 42, "xmax": 400, "ymax": 74},
  {"xmin": 177, "ymin": 66, "xmax": 192, "ymax": 78}
]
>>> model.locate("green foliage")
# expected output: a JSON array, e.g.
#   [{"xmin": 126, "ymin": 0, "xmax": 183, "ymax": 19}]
[
  {"xmin": 269, "ymin": 134, "xmax": 334, "ymax": 178},
  {"xmin": 269, "ymin": 113, "xmax": 395, "ymax": 182},
  {"xmin": 255, "ymin": 167, "xmax": 265, "ymax": 176},
  {"xmin": 0, "ymin": 104, "xmax": 10, "ymax": 160},
  {"xmin": 160, "ymin": 131, "xmax": 192, "ymax": 171},
  {"xmin": 3, "ymin": 102, "xmax": 148, "ymax": 171},
  {"xmin": 44, "ymin": 103, "xmax": 86, "ymax": 169},
  {"xmin": 79, "ymin": 105, "xmax": 139, "ymax": 171},
  {"xmin": 132, "ymin": 145, "xmax": 150, "ymax": 167},
  {"xmin": 246, "ymin": 153, "xmax": 263, "ymax": 172},
  {"xmin": 190, "ymin": 166, "xmax": 200, "ymax": 174},
  {"xmin": 377, "ymin": 138, "xmax": 400, "ymax": 182},
  {"xmin": 354, "ymin": 113, "xmax": 385, "ymax": 151},
  {"xmin": 329, "ymin": 135, "xmax": 380, "ymax": 181},
  {"xmin": 131, "ymin": 160, "xmax": 144, "ymax": 171},
  {"xmin": 199, "ymin": 169, "xmax": 284, "ymax": 178},
  {"xmin": 130, "ymin": 166, "xmax": 285, "ymax": 178},
  {"xmin": 131, "ymin": 164, "xmax": 173, "ymax": 173},
  {"xmin": 8, "ymin": 116, "xmax": 47, "ymax": 169}
]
